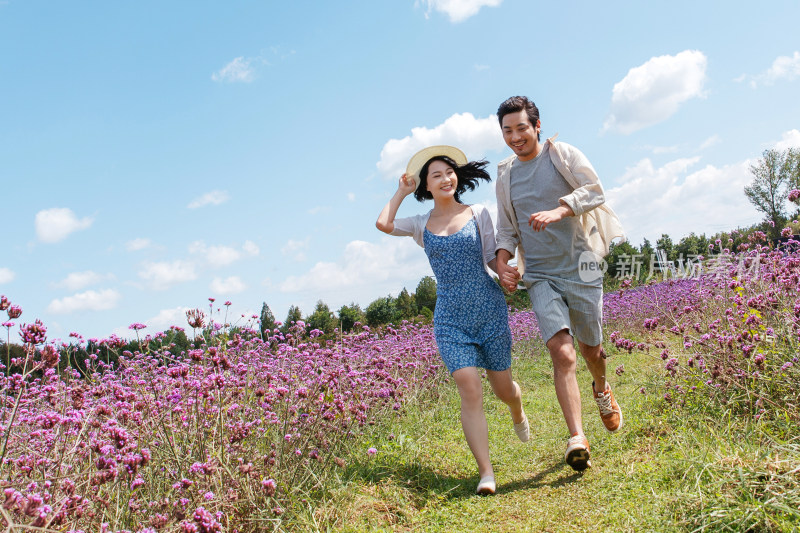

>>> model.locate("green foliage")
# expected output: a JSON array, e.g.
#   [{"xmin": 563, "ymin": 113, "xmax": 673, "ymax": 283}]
[
  {"xmin": 259, "ymin": 302, "xmax": 277, "ymax": 338},
  {"xmin": 415, "ymin": 276, "xmax": 437, "ymax": 312},
  {"xmin": 419, "ymin": 306, "xmax": 433, "ymax": 322},
  {"xmin": 337, "ymin": 303, "xmax": 366, "ymax": 333},
  {"xmin": 655, "ymin": 233, "xmax": 675, "ymax": 261},
  {"xmin": 394, "ymin": 288, "xmax": 418, "ymax": 321},
  {"xmin": 283, "ymin": 305, "xmax": 303, "ymax": 332},
  {"xmin": 307, "ymin": 300, "xmax": 337, "ymax": 335},
  {"xmin": 744, "ymin": 147, "xmax": 800, "ymax": 238},
  {"xmin": 605, "ymin": 240, "xmax": 641, "ymax": 279},
  {"xmin": 365, "ymin": 296, "xmax": 397, "ymax": 327},
  {"xmin": 160, "ymin": 327, "xmax": 190, "ymax": 356}
]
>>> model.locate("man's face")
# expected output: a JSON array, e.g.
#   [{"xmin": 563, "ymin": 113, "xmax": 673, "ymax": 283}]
[{"xmin": 501, "ymin": 110, "xmax": 540, "ymax": 161}]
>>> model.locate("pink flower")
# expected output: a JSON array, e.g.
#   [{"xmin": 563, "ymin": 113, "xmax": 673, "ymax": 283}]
[
  {"xmin": 788, "ymin": 189, "xmax": 800, "ymax": 202},
  {"xmin": 128, "ymin": 323, "xmax": 147, "ymax": 331},
  {"xmin": 367, "ymin": 447, "xmax": 377, "ymax": 456},
  {"xmin": 262, "ymin": 478, "xmax": 276, "ymax": 497}
]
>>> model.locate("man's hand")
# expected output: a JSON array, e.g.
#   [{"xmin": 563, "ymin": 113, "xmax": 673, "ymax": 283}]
[{"xmin": 528, "ymin": 204, "xmax": 574, "ymax": 232}]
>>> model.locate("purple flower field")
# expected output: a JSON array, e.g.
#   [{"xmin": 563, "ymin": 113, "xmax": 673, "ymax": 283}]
[{"xmin": 1, "ymin": 236, "xmax": 798, "ymax": 530}]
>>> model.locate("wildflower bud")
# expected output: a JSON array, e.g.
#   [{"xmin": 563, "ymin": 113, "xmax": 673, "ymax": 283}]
[
  {"xmin": 0, "ymin": 296, "xmax": 9, "ymax": 311},
  {"xmin": 262, "ymin": 478, "xmax": 276, "ymax": 497},
  {"xmin": 40, "ymin": 345, "xmax": 60, "ymax": 369},
  {"xmin": 7, "ymin": 305, "xmax": 22, "ymax": 319},
  {"xmin": 20, "ymin": 319, "xmax": 47, "ymax": 345},
  {"xmin": 186, "ymin": 309, "xmax": 205, "ymax": 329}
]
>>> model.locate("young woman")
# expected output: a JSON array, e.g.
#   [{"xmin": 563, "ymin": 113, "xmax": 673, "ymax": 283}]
[{"xmin": 376, "ymin": 145, "xmax": 528, "ymax": 495}]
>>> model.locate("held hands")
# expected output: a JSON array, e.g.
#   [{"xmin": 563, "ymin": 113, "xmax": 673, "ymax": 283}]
[{"xmin": 496, "ymin": 260, "xmax": 521, "ymax": 293}]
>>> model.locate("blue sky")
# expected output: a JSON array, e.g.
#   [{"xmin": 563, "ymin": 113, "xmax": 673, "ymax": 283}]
[{"xmin": 2, "ymin": 0, "xmax": 799, "ymax": 341}]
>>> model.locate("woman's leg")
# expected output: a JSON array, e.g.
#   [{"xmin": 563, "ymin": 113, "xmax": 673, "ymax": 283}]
[
  {"xmin": 486, "ymin": 368, "xmax": 525, "ymax": 424},
  {"xmin": 451, "ymin": 366, "xmax": 493, "ymax": 478}
]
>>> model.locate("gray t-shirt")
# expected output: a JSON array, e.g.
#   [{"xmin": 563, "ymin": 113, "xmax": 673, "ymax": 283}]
[{"xmin": 510, "ymin": 149, "xmax": 593, "ymax": 282}]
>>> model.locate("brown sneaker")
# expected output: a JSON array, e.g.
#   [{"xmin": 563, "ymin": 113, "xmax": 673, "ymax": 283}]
[
  {"xmin": 565, "ymin": 433, "xmax": 591, "ymax": 471},
  {"xmin": 593, "ymin": 381, "xmax": 623, "ymax": 432}
]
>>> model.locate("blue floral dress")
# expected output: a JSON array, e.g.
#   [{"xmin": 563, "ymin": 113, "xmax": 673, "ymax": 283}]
[{"xmin": 423, "ymin": 217, "xmax": 512, "ymax": 374}]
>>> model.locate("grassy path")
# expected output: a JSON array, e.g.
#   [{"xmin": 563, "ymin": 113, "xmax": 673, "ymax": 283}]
[{"xmin": 309, "ymin": 338, "xmax": 683, "ymax": 532}]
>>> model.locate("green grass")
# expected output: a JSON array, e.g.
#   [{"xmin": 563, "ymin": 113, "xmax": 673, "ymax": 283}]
[{"xmin": 289, "ymin": 336, "xmax": 799, "ymax": 532}]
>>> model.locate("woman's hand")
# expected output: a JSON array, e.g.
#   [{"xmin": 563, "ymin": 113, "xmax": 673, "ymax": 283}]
[
  {"xmin": 376, "ymin": 174, "xmax": 417, "ymax": 234},
  {"xmin": 398, "ymin": 173, "xmax": 416, "ymax": 196}
]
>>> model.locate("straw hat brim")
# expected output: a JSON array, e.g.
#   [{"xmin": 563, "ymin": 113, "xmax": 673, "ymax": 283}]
[{"xmin": 405, "ymin": 145, "xmax": 467, "ymax": 188}]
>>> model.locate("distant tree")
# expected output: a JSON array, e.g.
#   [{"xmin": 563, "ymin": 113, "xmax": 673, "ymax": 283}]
[
  {"xmin": 419, "ymin": 306, "xmax": 433, "ymax": 322},
  {"xmin": 675, "ymin": 233, "xmax": 709, "ymax": 258},
  {"xmin": 656, "ymin": 234, "xmax": 676, "ymax": 262},
  {"xmin": 744, "ymin": 148, "xmax": 800, "ymax": 238},
  {"xmin": 415, "ymin": 276, "xmax": 437, "ymax": 312},
  {"xmin": 162, "ymin": 327, "xmax": 190, "ymax": 356},
  {"xmin": 337, "ymin": 303, "xmax": 365, "ymax": 332},
  {"xmin": 395, "ymin": 288, "xmax": 418, "ymax": 321},
  {"xmin": 365, "ymin": 296, "xmax": 397, "ymax": 327},
  {"xmin": 605, "ymin": 241, "xmax": 640, "ymax": 279},
  {"xmin": 259, "ymin": 302, "xmax": 277, "ymax": 338},
  {"xmin": 283, "ymin": 305, "xmax": 303, "ymax": 332},
  {"xmin": 307, "ymin": 300, "xmax": 336, "ymax": 335}
]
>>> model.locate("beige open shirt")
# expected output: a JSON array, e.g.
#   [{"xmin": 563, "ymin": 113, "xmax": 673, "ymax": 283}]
[{"xmin": 495, "ymin": 135, "xmax": 626, "ymax": 276}]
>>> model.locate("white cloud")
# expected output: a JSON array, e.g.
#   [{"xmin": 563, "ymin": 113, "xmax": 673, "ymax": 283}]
[
  {"xmin": 699, "ymin": 135, "xmax": 721, "ymax": 150},
  {"xmin": 210, "ymin": 276, "xmax": 246, "ymax": 295},
  {"xmin": 774, "ymin": 129, "xmax": 800, "ymax": 151},
  {"xmin": 607, "ymin": 156, "xmax": 762, "ymax": 245},
  {"xmin": 54, "ymin": 271, "xmax": 115, "ymax": 291},
  {"xmin": 35, "ymin": 208, "xmax": 93, "ymax": 243},
  {"xmin": 125, "ymin": 238, "xmax": 152, "ymax": 251},
  {"xmin": 0, "ymin": 267, "xmax": 14, "ymax": 284},
  {"xmin": 749, "ymin": 51, "xmax": 800, "ymax": 88},
  {"xmin": 602, "ymin": 50, "xmax": 708, "ymax": 135},
  {"xmin": 417, "ymin": 0, "xmax": 502, "ymax": 23},
  {"xmin": 347, "ymin": 192, "xmax": 356, "ymax": 202},
  {"xmin": 47, "ymin": 289, "xmax": 121, "ymax": 314},
  {"xmin": 377, "ymin": 112, "xmax": 506, "ymax": 179},
  {"xmin": 189, "ymin": 240, "xmax": 259, "ymax": 267},
  {"xmin": 279, "ymin": 237, "xmax": 432, "ymax": 301},
  {"xmin": 139, "ymin": 261, "xmax": 197, "ymax": 290},
  {"xmin": 187, "ymin": 190, "xmax": 230, "ymax": 209},
  {"xmin": 211, "ymin": 57, "xmax": 255, "ymax": 83},
  {"xmin": 308, "ymin": 206, "xmax": 331, "ymax": 215},
  {"xmin": 111, "ymin": 306, "xmax": 192, "ymax": 338},
  {"xmin": 281, "ymin": 238, "xmax": 310, "ymax": 262},
  {"xmin": 145, "ymin": 307, "xmax": 192, "ymax": 332},
  {"xmin": 242, "ymin": 240, "xmax": 260, "ymax": 256}
]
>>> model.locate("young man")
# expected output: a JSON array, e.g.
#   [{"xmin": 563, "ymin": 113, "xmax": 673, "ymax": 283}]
[{"xmin": 494, "ymin": 96, "xmax": 625, "ymax": 471}]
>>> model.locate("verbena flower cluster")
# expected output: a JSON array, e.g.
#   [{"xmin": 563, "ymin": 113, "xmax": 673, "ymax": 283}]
[
  {"xmin": 606, "ymin": 237, "xmax": 800, "ymax": 423},
  {"xmin": 0, "ymin": 312, "xmax": 475, "ymax": 531}
]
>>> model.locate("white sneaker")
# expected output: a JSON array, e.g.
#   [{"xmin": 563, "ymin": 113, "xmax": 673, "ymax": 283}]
[
  {"xmin": 476, "ymin": 475, "xmax": 496, "ymax": 495},
  {"xmin": 513, "ymin": 414, "xmax": 530, "ymax": 443}
]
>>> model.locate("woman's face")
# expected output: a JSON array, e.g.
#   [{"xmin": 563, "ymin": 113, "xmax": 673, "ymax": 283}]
[{"xmin": 425, "ymin": 160, "xmax": 457, "ymax": 200}]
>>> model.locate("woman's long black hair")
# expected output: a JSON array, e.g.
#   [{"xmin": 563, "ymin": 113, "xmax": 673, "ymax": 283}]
[{"xmin": 413, "ymin": 156, "xmax": 491, "ymax": 203}]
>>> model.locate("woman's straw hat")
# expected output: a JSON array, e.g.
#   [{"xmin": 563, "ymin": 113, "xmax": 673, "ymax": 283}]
[{"xmin": 405, "ymin": 145, "xmax": 467, "ymax": 188}]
